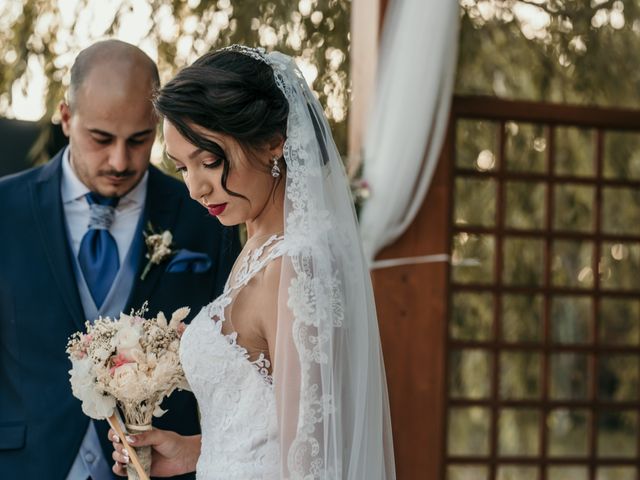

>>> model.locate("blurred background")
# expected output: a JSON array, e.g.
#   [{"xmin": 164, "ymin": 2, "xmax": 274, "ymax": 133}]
[
  {"xmin": 3, "ymin": 1, "xmax": 640, "ymax": 479},
  {"xmin": 0, "ymin": 0, "xmax": 350, "ymax": 171}
]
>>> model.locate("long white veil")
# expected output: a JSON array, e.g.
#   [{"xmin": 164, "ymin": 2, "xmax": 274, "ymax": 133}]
[{"xmin": 224, "ymin": 45, "xmax": 395, "ymax": 479}]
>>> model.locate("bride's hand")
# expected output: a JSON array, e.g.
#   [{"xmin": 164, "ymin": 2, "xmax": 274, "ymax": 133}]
[{"xmin": 109, "ymin": 427, "xmax": 201, "ymax": 477}]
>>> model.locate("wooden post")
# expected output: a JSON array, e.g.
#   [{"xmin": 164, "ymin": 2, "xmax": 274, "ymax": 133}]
[
  {"xmin": 347, "ymin": 0, "xmax": 381, "ymax": 176},
  {"xmin": 372, "ymin": 122, "xmax": 453, "ymax": 479}
]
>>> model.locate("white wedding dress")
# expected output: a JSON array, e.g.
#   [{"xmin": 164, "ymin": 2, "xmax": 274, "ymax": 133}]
[
  {"xmin": 179, "ymin": 235, "xmax": 285, "ymax": 480},
  {"xmin": 177, "ymin": 46, "xmax": 394, "ymax": 479}
]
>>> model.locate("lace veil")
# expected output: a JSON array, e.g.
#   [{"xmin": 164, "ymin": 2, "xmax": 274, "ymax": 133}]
[{"xmin": 223, "ymin": 45, "xmax": 395, "ymax": 479}]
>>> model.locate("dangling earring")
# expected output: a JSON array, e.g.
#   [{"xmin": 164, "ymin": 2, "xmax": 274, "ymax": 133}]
[{"xmin": 271, "ymin": 155, "xmax": 281, "ymax": 178}]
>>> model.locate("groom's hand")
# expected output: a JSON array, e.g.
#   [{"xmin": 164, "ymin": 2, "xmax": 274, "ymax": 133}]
[{"xmin": 109, "ymin": 427, "xmax": 201, "ymax": 477}]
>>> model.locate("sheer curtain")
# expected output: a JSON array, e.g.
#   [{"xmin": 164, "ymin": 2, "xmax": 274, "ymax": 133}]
[{"xmin": 359, "ymin": 0, "xmax": 460, "ymax": 265}]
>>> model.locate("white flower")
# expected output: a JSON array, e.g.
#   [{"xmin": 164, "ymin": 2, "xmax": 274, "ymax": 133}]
[
  {"xmin": 168, "ymin": 339, "xmax": 180, "ymax": 352},
  {"xmin": 91, "ymin": 345, "xmax": 112, "ymax": 363},
  {"xmin": 110, "ymin": 363, "xmax": 144, "ymax": 401},
  {"xmin": 69, "ymin": 357, "xmax": 115, "ymax": 419},
  {"xmin": 146, "ymin": 352, "xmax": 158, "ymax": 369},
  {"xmin": 153, "ymin": 353, "xmax": 177, "ymax": 374},
  {"xmin": 140, "ymin": 224, "xmax": 176, "ymax": 280},
  {"xmin": 150, "ymin": 244, "xmax": 172, "ymax": 264},
  {"xmin": 161, "ymin": 230, "xmax": 172, "ymax": 246},
  {"xmin": 156, "ymin": 312, "xmax": 168, "ymax": 328},
  {"xmin": 115, "ymin": 324, "xmax": 141, "ymax": 351},
  {"xmin": 69, "ymin": 357, "xmax": 92, "ymax": 396},
  {"xmin": 83, "ymin": 390, "xmax": 116, "ymax": 419},
  {"xmin": 169, "ymin": 307, "xmax": 190, "ymax": 329},
  {"xmin": 67, "ymin": 304, "xmax": 189, "ymax": 426}
]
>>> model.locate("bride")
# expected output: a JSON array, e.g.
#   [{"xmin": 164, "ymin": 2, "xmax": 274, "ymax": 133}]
[{"xmin": 109, "ymin": 45, "xmax": 395, "ymax": 479}]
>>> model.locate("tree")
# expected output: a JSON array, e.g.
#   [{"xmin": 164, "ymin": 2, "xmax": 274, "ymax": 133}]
[
  {"xmin": 457, "ymin": 0, "xmax": 640, "ymax": 107},
  {"xmin": 0, "ymin": 0, "xmax": 350, "ymax": 162}
]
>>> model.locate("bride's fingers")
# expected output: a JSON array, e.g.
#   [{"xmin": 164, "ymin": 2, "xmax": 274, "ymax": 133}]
[
  {"xmin": 109, "ymin": 428, "xmax": 121, "ymax": 444},
  {"xmin": 112, "ymin": 440, "xmax": 125, "ymax": 453},
  {"xmin": 112, "ymin": 460, "xmax": 127, "ymax": 477},
  {"xmin": 112, "ymin": 445, "xmax": 130, "ymax": 465},
  {"xmin": 112, "ymin": 451, "xmax": 128, "ymax": 477}
]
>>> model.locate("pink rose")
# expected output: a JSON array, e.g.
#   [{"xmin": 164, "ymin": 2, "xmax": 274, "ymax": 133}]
[{"xmin": 109, "ymin": 352, "xmax": 134, "ymax": 376}]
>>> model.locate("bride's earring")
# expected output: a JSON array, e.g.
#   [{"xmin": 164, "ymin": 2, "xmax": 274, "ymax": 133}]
[{"xmin": 271, "ymin": 156, "xmax": 281, "ymax": 178}]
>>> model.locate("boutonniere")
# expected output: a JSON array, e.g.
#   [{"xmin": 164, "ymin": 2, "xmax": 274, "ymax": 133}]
[{"xmin": 141, "ymin": 223, "xmax": 176, "ymax": 280}]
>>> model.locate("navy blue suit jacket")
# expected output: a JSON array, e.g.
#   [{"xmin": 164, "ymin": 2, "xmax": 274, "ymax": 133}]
[{"xmin": 0, "ymin": 150, "xmax": 240, "ymax": 479}]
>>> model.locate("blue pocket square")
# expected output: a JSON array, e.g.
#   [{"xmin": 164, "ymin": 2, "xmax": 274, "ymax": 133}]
[{"xmin": 166, "ymin": 249, "xmax": 212, "ymax": 273}]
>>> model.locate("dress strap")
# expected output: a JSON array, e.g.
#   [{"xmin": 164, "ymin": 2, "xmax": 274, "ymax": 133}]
[{"xmin": 225, "ymin": 234, "xmax": 286, "ymax": 293}]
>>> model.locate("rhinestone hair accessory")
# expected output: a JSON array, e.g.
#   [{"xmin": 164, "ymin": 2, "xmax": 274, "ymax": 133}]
[{"xmin": 220, "ymin": 44, "xmax": 269, "ymax": 65}]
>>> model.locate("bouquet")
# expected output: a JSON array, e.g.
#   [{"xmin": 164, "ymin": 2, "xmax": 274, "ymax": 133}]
[{"xmin": 66, "ymin": 303, "xmax": 190, "ymax": 480}]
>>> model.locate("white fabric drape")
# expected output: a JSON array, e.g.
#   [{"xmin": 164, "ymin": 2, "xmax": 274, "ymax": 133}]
[{"xmin": 359, "ymin": 0, "xmax": 460, "ymax": 264}]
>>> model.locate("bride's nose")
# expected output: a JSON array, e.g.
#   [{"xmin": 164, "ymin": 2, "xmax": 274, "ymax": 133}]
[{"xmin": 187, "ymin": 173, "xmax": 212, "ymax": 204}]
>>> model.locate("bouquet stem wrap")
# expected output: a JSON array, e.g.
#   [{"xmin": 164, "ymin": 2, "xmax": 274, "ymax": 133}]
[{"xmin": 125, "ymin": 423, "xmax": 152, "ymax": 480}]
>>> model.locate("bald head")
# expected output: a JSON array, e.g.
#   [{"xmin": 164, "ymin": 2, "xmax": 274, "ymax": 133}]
[
  {"xmin": 68, "ymin": 40, "xmax": 160, "ymax": 110},
  {"xmin": 60, "ymin": 40, "xmax": 160, "ymax": 198}
]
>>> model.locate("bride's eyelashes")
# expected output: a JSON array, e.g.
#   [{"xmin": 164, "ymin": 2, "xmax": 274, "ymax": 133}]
[
  {"xmin": 169, "ymin": 157, "xmax": 223, "ymax": 174},
  {"xmin": 203, "ymin": 157, "xmax": 224, "ymax": 169},
  {"xmin": 170, "ymin": 160, "xmax": 186, "ymax": 174}
]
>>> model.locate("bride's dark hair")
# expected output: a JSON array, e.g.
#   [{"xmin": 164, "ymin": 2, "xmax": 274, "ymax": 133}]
[{"xmin": 153, "ymin": 50, "xmax": 289, "ymax": 198}]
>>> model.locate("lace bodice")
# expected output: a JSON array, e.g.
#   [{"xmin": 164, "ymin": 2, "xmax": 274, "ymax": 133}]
[{"xmin": 179, "ymin": 235, "xmax": 285, "ymax": 479}]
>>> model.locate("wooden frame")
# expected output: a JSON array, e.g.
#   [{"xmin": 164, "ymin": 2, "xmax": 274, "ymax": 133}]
[{"xmin": 372, "ymin": 95, "xmax": 640, "ymax": 479}]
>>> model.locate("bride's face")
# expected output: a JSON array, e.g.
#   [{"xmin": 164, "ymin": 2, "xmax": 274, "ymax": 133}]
[{"xmin": 163, "ymin": 120, "xmax": 280, "ymax": 227}]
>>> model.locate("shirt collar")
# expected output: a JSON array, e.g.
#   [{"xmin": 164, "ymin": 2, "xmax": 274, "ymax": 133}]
[{"xmin": 60, "ymin": 147, "xmax": 149, "ymax": 207}]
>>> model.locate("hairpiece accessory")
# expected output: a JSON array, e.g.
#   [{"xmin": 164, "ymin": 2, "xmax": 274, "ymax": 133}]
[
  {"xmin": 271, "ymin": 156, "xmax": 281, "ymax": 178},
  {"xmin": 220, "ymin": 44, "xmax": 269, "ymax": 65}
]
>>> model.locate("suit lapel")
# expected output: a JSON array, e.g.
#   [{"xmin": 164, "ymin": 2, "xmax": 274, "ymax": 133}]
[
  {"xmin": 126, "ymin": 166, "xmax": 183, "ymax": 311},
  {"xmin": 30, "ymin": 151, "xmax": 86, "ymax": 330}
]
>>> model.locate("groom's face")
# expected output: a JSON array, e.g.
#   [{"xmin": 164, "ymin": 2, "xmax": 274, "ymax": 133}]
[{"xmin": 60, "ymin": 64, "xmax": 157, "ymax": 198}]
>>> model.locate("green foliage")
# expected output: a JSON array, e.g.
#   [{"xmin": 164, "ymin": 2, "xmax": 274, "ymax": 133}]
[{"xmin": 457, "ymin": 0, "xmax": 640, "ymax": 107}]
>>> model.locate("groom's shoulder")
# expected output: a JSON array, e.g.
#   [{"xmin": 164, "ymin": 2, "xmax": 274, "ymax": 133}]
[
  {"xmin": 146, "ymin": 165, "xmax": 231, "ymax": 238},
  {"xmin": 147, "ymin": 164, "xmax": 185, "ymax": 194},
  {"xmin": 0, "ymin": 162, "xmax": 49, "ymax": 199},
  {"xmin": 147, "ymin": 165, "xmax": 208, "ymax": 217},
  {"xmin": 0, "ymin": 149, "xmax": 62, "ymax": 194}
]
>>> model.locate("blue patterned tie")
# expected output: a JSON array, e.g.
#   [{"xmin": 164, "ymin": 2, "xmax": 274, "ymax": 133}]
[{"xmin": 78, "ymin": 193, "xmax": 120, "ymax": 308}]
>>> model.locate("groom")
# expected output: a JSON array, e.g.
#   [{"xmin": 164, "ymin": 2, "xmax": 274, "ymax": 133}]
[{"xmin": 0, "ymin": 40, "xmax": 239, "ymax": 479}]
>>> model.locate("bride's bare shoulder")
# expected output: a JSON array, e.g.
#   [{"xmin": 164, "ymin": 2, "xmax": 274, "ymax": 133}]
[{"xmin": 241, "ymin": 256, "xmax": 281, "ymax": 359}]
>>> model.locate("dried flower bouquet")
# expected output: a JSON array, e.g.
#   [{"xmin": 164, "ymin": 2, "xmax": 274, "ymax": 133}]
[{"xmin": 66, "ymin": 303, "xmax": 190, "ymax": 480}]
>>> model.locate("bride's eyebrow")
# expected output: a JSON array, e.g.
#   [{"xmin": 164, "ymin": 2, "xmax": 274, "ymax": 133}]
[
  {"xmin": 164, "ymin": 151, "xmax": 180, "ymax": 163},
  {"xmin": 164, "ymin": 149, "xmax": 206, "ymax": 163},
  {"xmin": 188, "ymin": 148, "xmax": 206, "ymax": 159}
]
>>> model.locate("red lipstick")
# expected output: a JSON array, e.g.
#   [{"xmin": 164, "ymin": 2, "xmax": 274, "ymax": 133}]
[{"xmin": 207, "ymin": 203, "xmax": 227, "ymax": 216}]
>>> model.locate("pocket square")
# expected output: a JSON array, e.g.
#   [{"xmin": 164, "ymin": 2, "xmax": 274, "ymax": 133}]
[{"xmin": 166, "ymin": 249, "xmax": 212, "ymax": 273}]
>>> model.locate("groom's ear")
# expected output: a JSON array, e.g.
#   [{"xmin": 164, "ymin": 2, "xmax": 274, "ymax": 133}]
[{"xmin": 59, "ymin": 101, "xmax": 72, "ymax": 137}]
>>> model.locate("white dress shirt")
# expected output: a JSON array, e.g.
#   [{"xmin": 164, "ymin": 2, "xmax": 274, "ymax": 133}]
[{"xmin": 61, "ymin": 147, "xmax": 148, "ymax": 266}]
